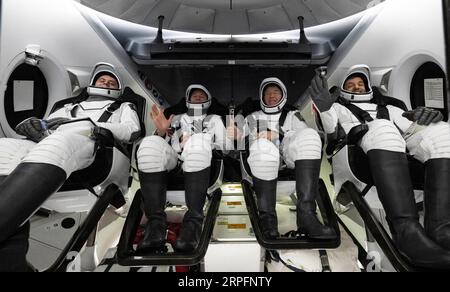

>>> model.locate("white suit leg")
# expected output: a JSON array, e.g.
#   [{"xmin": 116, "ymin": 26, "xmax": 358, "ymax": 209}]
[
  {"xmin": 406, "ymin": 122, "xmax": 450, "ymax": 163},
  {"xmin": 0, "ymin": 139, "xmax": 36, "ymax": 176},
  {"xmin": 181, "ymin": 133, "xmax": 212, "ymax": 173},
  {"xmin": 248, "ymin": 138, "xmax": 280, "ymax": 181},
  {"xmin": 137, "ymin": 135, "xmax": 178, "ymax": 173},
  {"xmin": 359, "ymin": 119, "xmax": 406, "ymax": 154},
  {"xmin": 22, "ymin": 131, "xmax": 96, "ymax": 177},
  {"xmin": 282, "ymin": 128, "xmax": 322, "ymax": 169}
]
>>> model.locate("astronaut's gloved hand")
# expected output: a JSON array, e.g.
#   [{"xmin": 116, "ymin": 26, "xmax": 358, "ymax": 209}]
[
  {"xmin": 45, "ymin": 117, "xmax": 71, "ymax": 131},
  {"xmin": 402, "ymin": 107, "xmax": 444, "ymax": 126},
  {"xmin": 307, "ymin": 68, "xmax": 338, "ymax": 112},
  {"xmin": 15, "ymin": 117, "xmax": 48, "ymax": 143}
]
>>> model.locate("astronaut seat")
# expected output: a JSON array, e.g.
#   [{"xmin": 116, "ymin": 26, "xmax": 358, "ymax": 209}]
[
  {"xmin": 237, "ymin": 97, "xmax": 340, "ymax": 250},
  {"xmin": 117, "ymin": 97, "xmax": 226, "ymax": 267},
  {"xmin": 327, "ymin": 97, "xmax": 430, "ymax": 272},
  {"xmin": 27, "ymin": 87, "xmax": 146, "ymax": 272}
]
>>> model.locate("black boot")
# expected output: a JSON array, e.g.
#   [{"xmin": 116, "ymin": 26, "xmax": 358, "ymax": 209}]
[
  {"xmin": 0, "ymin": 175, "xmax": 29, "ymax": 272},
  {"xmin": 0, "ymin": 222, "xmax": 30, "ymax": 272},
  {"xmin": 174, "ymin": 168, "xmax": 210, "ymax": 252},
  {"xmin": 253, "ymin": 177, "xmax": 280, "ymax": 239},
  {"xmin": 295, "ymin": 160, "xmax": 336, "ymax": 239},
  {"xmin": 424, "ymin": 158, "xmax": 450, "ymax": 250},
  {"xmin": 0, "ymin": 163, "xmax": 66, "ymax": 243},
  {"xmin": 137, "ymin": 171, "xmax": 168, "ymax": 252},
  {"xmin": 368, "ymin": 150, "xmax": 450, "ymax": 269}
]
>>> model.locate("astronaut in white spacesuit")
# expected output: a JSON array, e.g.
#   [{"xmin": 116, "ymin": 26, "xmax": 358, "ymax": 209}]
[
  {"xmin": 309, "ymin": 64, "xmax": 450, "ymax": 268},
  {"xmin": 233, "ymin": 77, "xmax": 335, "ymax": 240},
  {"xmin": 0, "ymin": 63, "xmax": 141, "ymax": 271},
  {"xmin": 136, "ymin": 84, "xmax": 230, "ymax": 253}
]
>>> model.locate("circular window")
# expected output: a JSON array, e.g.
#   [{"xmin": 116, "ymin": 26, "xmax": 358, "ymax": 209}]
[
  {"xmin": 4, "ymin": 63, "xmax": 49, "ymax": 129},
  {"xmin": 410, "ymin": 62, "xmax": 448, "ymax": 121}
]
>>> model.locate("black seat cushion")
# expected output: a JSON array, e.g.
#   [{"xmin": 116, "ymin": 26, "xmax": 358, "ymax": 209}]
[{"xmin": 59, "ymin": 147, "xmax": 114, "ymax": 192}]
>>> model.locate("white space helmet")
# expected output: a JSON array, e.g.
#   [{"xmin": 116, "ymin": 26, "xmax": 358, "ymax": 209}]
[
  {"xmin": 340, "ymin": 64, "xmax": 373, "ymax": 102},
  {"xmin": 185, "ymin": 84, "xmax": 212, "ymax": 115},
  {"xmin": 87, "ymin": 63, "xmax": 123, "ymax": 99},
  {"xmin": 259, "ymin": 77, "xmax": 287, "ymax": 114}
]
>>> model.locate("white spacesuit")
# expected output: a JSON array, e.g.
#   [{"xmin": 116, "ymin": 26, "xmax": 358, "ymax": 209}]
[
  {"xmin": 0, "ymin": 63, "xmax": 140, "ymax": 272},
  {"xmin": 136, "ymin": 84, "xmax": 230, "ymax": 252},
  {"xmin": 309, "ymin": 64, "xmax": 450, "ymax": 269},
  {"xmin": 245, "ymin": 77, "xmax": 335, "ymax": 240}
]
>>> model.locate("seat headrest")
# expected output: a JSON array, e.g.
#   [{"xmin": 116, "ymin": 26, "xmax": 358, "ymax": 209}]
[
  {"xmin": 164, "ymin": 97, "xmax": 228, "ymax": 118},
  {"xmin": 372, "ymin": 87, "xmax": 408, "ymax": 111},
  {"xmin": 236, "ymin": 97, "xmax": 297, "ymax": 118},
  {"xmin": 50, "ymin": 88, "xmax": 89, "ymax": 114}
]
